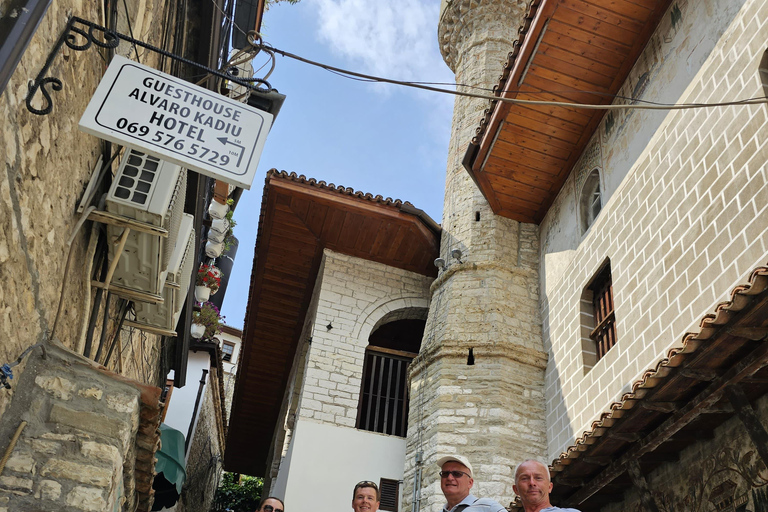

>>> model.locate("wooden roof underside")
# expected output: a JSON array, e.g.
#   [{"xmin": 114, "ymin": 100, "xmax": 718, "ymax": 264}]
[
  {"xmin": 224, "ymin": 171, "xmax": 440, "ymax": 475},
  {"xmin": 540, "ymin": 267, "xmax": 768, "ymax": 511},
  {"xmin": 467, "ymin": 0, "xmax": 674, "ymax": 223}
]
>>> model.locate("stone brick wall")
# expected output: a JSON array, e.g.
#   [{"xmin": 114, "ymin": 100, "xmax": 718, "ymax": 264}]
[
  {"xmin": 404, "ymin": 2, "xmax": 549, "ymax": 511},
  {"xmin": 540, "ymin": 0, "xmax": 768, "ymax": 460},
  {"xmin": 0, "ymin": 0, "xmax": 171, "ymax": 422},
  {"xmin": 0, "ymin": 342, "xmax": 161, "ymax": 511},
  {"xmin": 175, "ymin": 365, "xmax": 225, "ymax": 512},
  {"xmin": 297, "ymin": 249, "xmax": 433, "ymax": 427}
]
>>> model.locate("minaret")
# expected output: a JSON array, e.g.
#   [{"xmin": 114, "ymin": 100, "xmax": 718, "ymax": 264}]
[{"xmin": 403, "ymin": 1, "xmax": 548, "ymax": 511}]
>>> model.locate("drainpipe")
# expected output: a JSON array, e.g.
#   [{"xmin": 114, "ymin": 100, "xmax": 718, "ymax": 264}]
[
  {"xmin": 185, "ymin": 368, "xmax": 208, "ymax": 454},
  {"xmin": 412, "ymin": 451, "xmax": 423, "ymax": 512}
]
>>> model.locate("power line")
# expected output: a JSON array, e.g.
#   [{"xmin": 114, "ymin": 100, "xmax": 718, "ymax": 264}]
[{"xmin": 262, "ymin": 43, "xmax": 768, "ymax": 111}]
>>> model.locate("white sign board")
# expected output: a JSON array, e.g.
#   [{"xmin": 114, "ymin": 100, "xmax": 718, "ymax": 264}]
[{"xmin": 79, "ymin": 55, "xmax": 273, "ymax": 190}]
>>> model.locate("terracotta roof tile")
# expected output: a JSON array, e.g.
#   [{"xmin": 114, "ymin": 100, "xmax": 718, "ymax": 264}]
[{"xmin": 549, "ymin": 266, "xmax": 768, "ymax": 476}]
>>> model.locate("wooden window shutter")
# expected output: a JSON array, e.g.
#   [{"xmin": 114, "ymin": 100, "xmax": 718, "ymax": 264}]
[{"xmin": 379, "ymin": 478, "xmax": 399, "ymax": 512}]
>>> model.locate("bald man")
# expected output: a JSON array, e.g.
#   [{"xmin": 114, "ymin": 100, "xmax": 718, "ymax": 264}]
[{"xmin": 513, "ymin": 460, "xmax": 580, "ymax": 512}]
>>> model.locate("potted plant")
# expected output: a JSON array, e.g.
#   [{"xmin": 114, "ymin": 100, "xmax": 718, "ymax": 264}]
[
  {"xmin": 195, "ymin": 264, "xmax": 222, "ymax": 302},
  {"xmin": 190, "ymin": 302, "xmax": 224, "ymax": 340},
  {"xmin": 208, "ymin": 197, "xmax": 231, "ymax": 220},
  {"xmin": 221, "ymin": 209, "xmax": 238, "ymax": 253}
]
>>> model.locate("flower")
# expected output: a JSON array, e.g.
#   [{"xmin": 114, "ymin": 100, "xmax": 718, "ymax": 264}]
[
  {"xmin": 191, "ymin": 302, "xmax": 225, "ymax": 340},
  {"xmin": 197, "ymin": 265, "xmax": 222, "ymax": 293}
]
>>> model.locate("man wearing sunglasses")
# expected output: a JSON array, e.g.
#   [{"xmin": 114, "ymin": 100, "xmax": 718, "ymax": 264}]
[
  {"xmin": 352, "ymin": 480, "xmax": 380, "ymax": 512},
  {"xmin": 256, "ymin": 496, "xmax": 284, "ymax": 512},
  {"xmin": 438, "ymin": 455, "xmax": 506, "ymax": 512}
]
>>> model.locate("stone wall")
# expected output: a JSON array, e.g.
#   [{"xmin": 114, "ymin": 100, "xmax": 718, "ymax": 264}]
[
  {"xmin": 0, "ymin": 0, "xmax": 171, "ymax": 423},
  {"xmin": 601, "ymin": 393, "xmax": 768, "ymax": 512},
  {"xmin": 404, "ymin": 1, "xmax": 549, "ymax": 511},
  {"xmin": 175, "ymin": 364, "xmax": 225, "ymax": 512},
  {"xmin": 297, "ymin": 249, "xmax": 433, "ymax": 427},
  {"xmin": 0, "ymin": 341, "xmax": 161, "ymax": 511},
  {"xmin": 540, "ymin": 0, "xmax": 768, "ymax": 460}
]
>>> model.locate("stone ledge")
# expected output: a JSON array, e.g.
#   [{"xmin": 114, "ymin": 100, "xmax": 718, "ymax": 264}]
[{"xmin": 430, "ymin": 260, "xmax": 537, "ymax": 294}]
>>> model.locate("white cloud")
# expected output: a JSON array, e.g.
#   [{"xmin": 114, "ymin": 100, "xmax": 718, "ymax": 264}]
[{"xmin": 311, "ymin": 0, "xmax": 455, "ymax": 93}]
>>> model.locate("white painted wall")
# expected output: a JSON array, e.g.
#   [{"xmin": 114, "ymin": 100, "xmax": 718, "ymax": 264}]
[
  {"xmin": 274, "ymin": 418, "xmax": 406, "ymax": 512},
  {"xmin": 164, "ymin": 350, "xmax": 211, "ymax": 460}
]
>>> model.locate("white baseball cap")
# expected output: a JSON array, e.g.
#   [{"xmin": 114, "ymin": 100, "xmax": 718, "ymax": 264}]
[{"xmin": 436, "ymin": 455, "xmax": 473, "ymax": 477}]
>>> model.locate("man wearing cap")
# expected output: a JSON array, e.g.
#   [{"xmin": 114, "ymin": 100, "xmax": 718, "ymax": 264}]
[
  {"xmin": 513, "ymin": 459, "xmax": 580, "ymax": 512},
  {"xmin": 437, "ymin": 455, "xmax": 506, "ymax": 512}
]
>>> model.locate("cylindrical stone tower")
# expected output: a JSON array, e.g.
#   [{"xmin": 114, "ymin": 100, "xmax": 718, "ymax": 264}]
[{"xmin": 403, "ymin": 1, "xmax": 548, "ymax": 511}]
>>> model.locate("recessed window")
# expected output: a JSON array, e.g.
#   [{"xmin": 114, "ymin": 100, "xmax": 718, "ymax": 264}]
[
  {"xmin": 357, "ymin": 319, "xmax": 424, "ymax": 437},
  {"xmin": 760, "ymin": 50, "xmax": 768, "ymax": 98},
  {"xmin": 581, "ymin": 260, "xmax": 617, "ymax": 372},
  {"xmin": 580, "ymin": 169, "xmax": 602, "ymax": 234},
  {"xmin": 379, "ymin": 478, "xmax": 400, "ymax": 511},
  {"xmin": 221, "ymin": 341, "xmax": 235, "ymax": 362}
]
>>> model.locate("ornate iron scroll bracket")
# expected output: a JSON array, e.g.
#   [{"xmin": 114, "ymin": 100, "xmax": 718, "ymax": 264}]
[{"xmin": 26, "ymin": 16, "xmax": 272, "ymax": 116}]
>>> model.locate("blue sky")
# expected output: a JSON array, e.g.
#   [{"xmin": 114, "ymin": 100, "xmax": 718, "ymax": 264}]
[{"xmin": 220, "ymin": 0, "xmax": 455, "ymax": 328}]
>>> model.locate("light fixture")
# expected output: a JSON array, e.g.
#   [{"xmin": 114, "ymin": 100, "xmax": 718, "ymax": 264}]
[
  {"xmin": 326, "ymin": 322, "xmax": 333, "ymax": 331},
  {"xmin": 434, "ymin": 257, "xmax": 446, "ymax": 270},
  {"xmin": 451, "ymin": 248, "xmax": 463, "ymax": 263}
]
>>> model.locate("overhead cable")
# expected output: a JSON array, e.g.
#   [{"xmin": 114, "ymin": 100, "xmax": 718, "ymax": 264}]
[{"xmin": 261, "ymin": 43, "xmax": 768, "ymax": 111}]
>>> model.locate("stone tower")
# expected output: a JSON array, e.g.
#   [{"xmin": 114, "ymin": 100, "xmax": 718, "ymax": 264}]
[{"xmin": 403, "ymin": 1, "xmax": 548, "ymax": 511}]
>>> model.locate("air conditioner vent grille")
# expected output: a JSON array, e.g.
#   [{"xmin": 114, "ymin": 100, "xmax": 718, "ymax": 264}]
[{"xmin": 113, "ymin": 152, "xmax": 162, "ymax": 207}]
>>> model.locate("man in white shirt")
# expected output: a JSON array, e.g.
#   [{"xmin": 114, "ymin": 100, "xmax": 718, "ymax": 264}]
[
  {"xmin": 513, "ymin": 460, "xmax": 581, "ymax": 512},
  {"xmin": 438, "ymin": 455, "xmax": 506, "ymax": 512}
]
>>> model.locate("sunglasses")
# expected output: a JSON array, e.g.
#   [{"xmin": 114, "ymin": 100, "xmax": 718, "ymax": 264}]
[
  {"xmin": 263, "ymin": 506, "xmax": 283, "ymax": 512},
  {"xmin": 356, "ymin": 480, "xmax": 379, "ymax": 489},
  {"xmin": 439, "ymin": 470, "xmax": 470, "ymax": 479}
]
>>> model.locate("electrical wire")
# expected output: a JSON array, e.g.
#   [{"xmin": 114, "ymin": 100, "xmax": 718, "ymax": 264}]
[
  {"xmin": 262, "ymin": 43, "xmax": 768, "ymax": 111},
  {"xmin": 121, "ymin": 0, "xmax": 141, "ymax": 63}
]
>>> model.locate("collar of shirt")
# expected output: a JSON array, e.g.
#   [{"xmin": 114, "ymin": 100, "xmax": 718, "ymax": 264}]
[{"xmin": 443, "ymin": 494, "xmax": 478, "ymax": 512}]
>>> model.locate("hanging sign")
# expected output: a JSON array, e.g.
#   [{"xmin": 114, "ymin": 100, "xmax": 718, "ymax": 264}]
[{"xmin": 79, "ymin": 55, "xmax": 272, "ymax": 190}]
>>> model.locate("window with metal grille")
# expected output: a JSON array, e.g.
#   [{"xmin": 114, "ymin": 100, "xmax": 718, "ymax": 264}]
[
  {"xmin": 356, "ymin": 319, "xmax": 424, "ymax": 437},
  {"xmin": 379, "ymin": 478, "xmax": 400, "ymax": 512},
  {"xmin": 589, "ymin": 263, "xmax": 616, "ymax": 361},
  {"xmin": 221, "ymin": 341, "xmax": 235, "ymax": 362}
]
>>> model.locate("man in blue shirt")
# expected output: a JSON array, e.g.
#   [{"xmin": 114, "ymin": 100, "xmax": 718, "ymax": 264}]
[
  {"xmin": 513, "ymin": 460, "xmax": 580, "ymax": 512},
  {"xmin": 438, "ymin": 455, "xmax": 507, "ymax": 512}
]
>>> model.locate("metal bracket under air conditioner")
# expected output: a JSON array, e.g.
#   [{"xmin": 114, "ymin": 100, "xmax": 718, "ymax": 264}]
[{"xmin": 86, "ymin": 209, "xmax": 167, "ymax": 305}]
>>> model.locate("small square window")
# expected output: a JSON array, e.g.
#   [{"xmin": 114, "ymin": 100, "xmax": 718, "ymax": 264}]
[{"xmin": 221, "ymin": 341, "xmax": 235, "ymax": 362}]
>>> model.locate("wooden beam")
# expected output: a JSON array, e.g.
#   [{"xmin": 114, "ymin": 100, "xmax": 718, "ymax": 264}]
[
  {"xmin": 607, "ymin": 431, "xmax": 641, "ymax": 442},
  {"xmin": 582, "ymin": 456, "xmax": 612, "ymax": 466},
  {"xmin": 702, "ymin": 402, "xmax": 734, "ymax": 414},
  {"xmin": 639, "ymin": 401, "xmax": 679, "ymax": 413},
  {"xmin": 555, "ymin": 477, "xmax": 585, "ymax": 488},
  {"xmin": 627, "ymin": 460, "xmax": 661, "ymax": 512},
  {"xmin": 727, "ymin": 327, "xmax": 768, "ymax": 340},
  {"xmin": 679, "ymin": 368, "xmax": 720, "ymax": 381},
  {"xmin": 725, "ymin": 385, "xmax": 768, "ymax": 468},
  {"xmin": 565, "ymin": 341, "xmax": 768, "ymax": 506}
]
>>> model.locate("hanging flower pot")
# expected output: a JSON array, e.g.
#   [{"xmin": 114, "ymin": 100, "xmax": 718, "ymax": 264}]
[
  {"xmin": 210, "ymin": 218, "xmax": 230, "ymax": 236},
  {"xmin": 205, "ymin": 240, "xmax": 223, "ymax": 258},
  {"xmin": 195, "ymin": 285, "xmax": 211, "ymax": 303},
  {"xmin": 190, "ymin": 323, "xmax": 206, "ymax": 339},
  {"xmin": 208, "ymin": 200, "xmax": 229, "ymax": 220},
  {"xmin": 191, "ymin": 302, "xmax": 225, "ymax": 340},
  {"xmin": 207, "ymin": 229, "xmax": 226, "ymax": 244}
]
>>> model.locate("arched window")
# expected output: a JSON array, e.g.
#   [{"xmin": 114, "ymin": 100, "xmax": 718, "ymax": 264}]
[
  {"xmin": 760, "ymin": 49, "xmax": 768, "ymax": 98},
  {"xmin": 580, "ymin": 169, "xmax": 602, "ymax": 234},
  {"xmin": 357, "ymin": 319, "xmax": 424, "ymax": 437}
]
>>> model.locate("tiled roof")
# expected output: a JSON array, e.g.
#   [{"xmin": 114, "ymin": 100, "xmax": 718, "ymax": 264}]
[
  {"xmin": 551, "ymin": 266, "xmax": 768, "ymax": 473},
  {"xmin": 267, "ymin": 169, "xmax": 412, "ymax": 208}
]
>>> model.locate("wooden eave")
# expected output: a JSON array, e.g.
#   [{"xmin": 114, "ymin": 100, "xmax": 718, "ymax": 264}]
[
  {"xmin": 224, "ymin": 170, "xmax": 440, "ymax": 476},
  {"xmin": 538, "ymin": 267, "xmax": 768, "ymax": 511},
  {"xmin": 466, "ymin": 0, "xmax": 674, "ymax": 224}
]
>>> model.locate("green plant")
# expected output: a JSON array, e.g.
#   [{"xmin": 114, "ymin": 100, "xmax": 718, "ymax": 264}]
[
  {"xmin": 191, "ymin": 302, "xmax": 224, "ymax": 339},
  {"xmin": 212, "ymin": 473, "xmax": 263, "ymax": 512},
  {"xmin": 222, "ymin": 202, "xmax": 237, "ymax": 253},
  {"xmin": 196, "ymin": 265, "xmax": 222, "ymax": 293}
]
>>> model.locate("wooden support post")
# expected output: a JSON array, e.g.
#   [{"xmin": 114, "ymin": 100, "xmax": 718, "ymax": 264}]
[
  {"xmin": 725, "ymin": 385, "xmax": 768, "ymax": 468},
  {"xmin": 627, "ymin": 460, "xmax": 661, "ymax": 512}
]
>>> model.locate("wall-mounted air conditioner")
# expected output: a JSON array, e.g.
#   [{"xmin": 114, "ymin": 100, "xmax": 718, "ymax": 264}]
[
  {"xmin": 105, "ymin": 149, "xmax": 186, "ymax": 296},
  {"xmin": 133, "ymin": 214, "xmax": 195, "ymax": 334}
]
